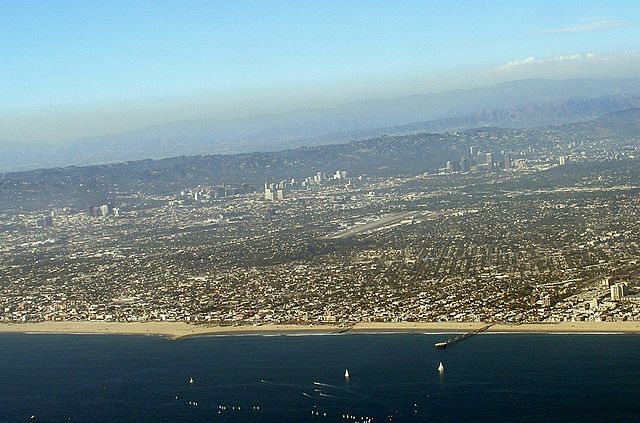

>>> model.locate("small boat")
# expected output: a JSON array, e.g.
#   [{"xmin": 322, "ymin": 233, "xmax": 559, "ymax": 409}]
[
  {"xmin": 438, "ymin": 362, "xmax": 444, "ymax": 373},
  {"xmin": 189, "ymin": 377, "xmax": 194, "ymax": 384},
  {"xmin": 435, "ymin": 342, "xmax": 447, "ymax": 349},
  {"xmin": 344, "ymin": 369, "xmax": 350, "ymax": 378}
]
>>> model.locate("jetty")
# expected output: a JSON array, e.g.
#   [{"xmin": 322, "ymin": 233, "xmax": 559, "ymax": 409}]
[{"xmin": 435, "ymin": 324, "xmax": 493, "ymax": 349}]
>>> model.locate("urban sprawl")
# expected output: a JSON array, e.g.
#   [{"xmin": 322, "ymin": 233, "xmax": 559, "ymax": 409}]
[{"xmin": 1, "ymin": 128, "xmax": 640, "ymax": 326}]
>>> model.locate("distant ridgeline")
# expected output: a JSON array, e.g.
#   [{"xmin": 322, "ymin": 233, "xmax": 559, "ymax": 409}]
[
  {"xmin": 4, "ymin": 79, "xmax": 640, "ymax": 173},
  {"xmin": 1, "ymin": 108, "xmax": 639, "ymax": 212}
]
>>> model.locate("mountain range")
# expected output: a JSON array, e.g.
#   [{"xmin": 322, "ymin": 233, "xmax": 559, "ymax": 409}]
[{"xmin": 3, "ymin": 78, "xmax": 640, "ymax": 172}]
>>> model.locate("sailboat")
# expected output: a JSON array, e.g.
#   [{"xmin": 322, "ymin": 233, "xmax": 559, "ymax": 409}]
[
  {"xmin": 438, "ymin": 362, "xmax": 444, "ymax": 373},
  {"xmin": 189, "ymin": 377, "xmax": 194, "ymax": 384},
  {"xmin": 344, "ymin": 369, "xmax": 350, "ymax": 378}
]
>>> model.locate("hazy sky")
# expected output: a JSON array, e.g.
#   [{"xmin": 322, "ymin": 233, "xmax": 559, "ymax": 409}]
[{"xmin": 2, "ymin": 0, "xmax": 640, "ymax": 143}]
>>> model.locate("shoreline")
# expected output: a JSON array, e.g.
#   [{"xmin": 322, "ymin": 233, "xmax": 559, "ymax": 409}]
[{"xmin": 0, "ymin": 321, "xmax": 639, "ymax": 339}]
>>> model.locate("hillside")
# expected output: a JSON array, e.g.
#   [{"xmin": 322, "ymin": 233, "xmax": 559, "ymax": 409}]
[
  {"xmin": 2, "ymin": 107, "xmax": 640, "ymax": 212},
  {"xmin": 3, "ymin": 78, "xmax": 640, "ymax": 172}
]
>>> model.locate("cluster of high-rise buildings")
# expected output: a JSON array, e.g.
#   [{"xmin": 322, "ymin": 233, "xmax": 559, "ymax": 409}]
[
  {"xmin": 181, "ymin": 185, "xmax": 229, "ymax": 202},
  {"xmin": 611, "ymin": 282, "xmax": 630, "ymax": 301},
  {"xmin": 264, "ymin": 182, "xmax": 286, "ymax": 201},
  {"xmin": 87, "ymin": 203, "xmax": 120, "ymax": 217},
  {"xmin": 264, "ymin": 170, "xmax": 348, "ymax": 201},
  {"xmin": 445, "ymin": 147, "xmax": 508, "ymax": 173},
  {"xmin": 445, "ymin": 146, "xmax": 567, "ymax": 174}
]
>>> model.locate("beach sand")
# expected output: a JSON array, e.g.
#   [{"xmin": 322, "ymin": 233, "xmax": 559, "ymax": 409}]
[
  {"xmin": 0, "ymin": 321, "xmax": 639, "ymax": 339},
  {"xmin": 0, "ymin": 322, "xmax": 342, "ymax": 339}
]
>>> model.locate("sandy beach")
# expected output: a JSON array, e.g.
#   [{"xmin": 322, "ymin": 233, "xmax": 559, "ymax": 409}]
[
  {"xmin": 0, "ymin": 321, "xmax": 639, "ymax": 339},
  {"xmin": 352, "ymin": 321, "xmax": 640, "ymax": 333},
  {"xmin": 0, "ymin": 322, "xmax": 343, "ymax": 340}
]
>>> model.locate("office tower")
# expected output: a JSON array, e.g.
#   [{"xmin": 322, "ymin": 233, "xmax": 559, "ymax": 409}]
[
  {"xmin": 264, "ymin": 182, "xmax": 273, "ymax": 200},
  {"xmin": 485, "ymin": 152, "xmax": 493, "ymax": 168},
  {"xmin": 610, "ymin": 283, "xmax": 629, "ymax": 301},
  {"xmin": 99, "ymin": 204, "xmax": 111, "ymax": 216},
  {"xmin": 459, "ymin": 156, "xmax": 470, "ymax": 173},
  {"xmin": 504, "ymin": 153, "xmax": 511, "ymax": 170},
  {"xmin": 446, "ymin": 161, "xmax": 454, "ymax": 173}
]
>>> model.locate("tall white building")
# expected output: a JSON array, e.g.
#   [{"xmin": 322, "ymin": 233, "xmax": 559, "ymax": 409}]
[
  {"xmin": 264, "ymin": 182, "xmax": 274, "ymax": 200},
  {"xmin": 610, "ymin": 283, "xmax": 629, "ymax": 301},
  {"xmin": 485, "ymin": 152, "xmax": 493, "ymax": 168},
  {"xmin": 504, "ymin": 153, "xmax": 511, "ymax": 170}
]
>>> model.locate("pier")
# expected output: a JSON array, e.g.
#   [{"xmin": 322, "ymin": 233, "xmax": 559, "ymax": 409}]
[{"xmin": 434, "ymin": 324, "xmax": 493, "ymax": 349}]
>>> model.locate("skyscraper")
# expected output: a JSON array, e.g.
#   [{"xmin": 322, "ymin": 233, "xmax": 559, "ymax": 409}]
[
  {"xmin": 610, "ymin": 283, "xmax": 629, "ymax": 301},
  {"xmin": 445, "ymin": 161, "xmax": 454, "ymax": 173},
  {"xmin": 485, "ymin": 152, "xmax": 493, "ymax": 168},
  {"xmin": 264, "ymin": 182, "xmax": 274, "ymax": 201},
  {"xmin": 459, "ymin": 156, "xmax": 470, "ymax": 173},
  {"xmin": 504, "ymin": 153, "xmax": 511, "ymax": 170}
]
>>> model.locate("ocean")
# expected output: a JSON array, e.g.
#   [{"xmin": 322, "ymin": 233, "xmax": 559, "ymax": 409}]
[{"xmin": 0, "ymin": 332, "xmax": 639, "ymax": 422}]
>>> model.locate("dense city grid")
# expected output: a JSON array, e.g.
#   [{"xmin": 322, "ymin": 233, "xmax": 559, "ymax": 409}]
[{"xmin": 1, "ymin": 127, "xmax": 639, "ymax": 325}]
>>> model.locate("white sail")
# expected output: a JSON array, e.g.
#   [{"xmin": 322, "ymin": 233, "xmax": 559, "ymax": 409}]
[
  {"xmin": 189, "ymin": 377, "xmax": 194, "ymax": 384},
  {"xmin": 438, "ymin": 362, "xmax": 444, "ymax": 372},
  {"xmin": 344, "ymin": 369, "xmax": 350, "ymax": 378}
]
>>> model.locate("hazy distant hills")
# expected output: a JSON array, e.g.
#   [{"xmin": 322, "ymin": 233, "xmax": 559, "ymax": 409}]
[
  {"xmin": 589, "ymin": 107, "xmax": 640, "ymax": 135},
  {"xmin": 3, "ymin": 78, "xmax": 640, "ymax": 172},
  {"xmin": 2, "ymin": 106, "xmax": 640, "ymax": 211},
  {"xmin": 302, "ymin": 93, "xmax": 640, "ymax": 144}
]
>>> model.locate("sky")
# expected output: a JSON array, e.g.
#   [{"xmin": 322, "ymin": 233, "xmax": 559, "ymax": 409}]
[{"xmin": 1, "ymin": 0, "xmax": 640, "ymax": 143}]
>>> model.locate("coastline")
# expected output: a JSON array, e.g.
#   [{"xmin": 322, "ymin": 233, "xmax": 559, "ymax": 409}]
[{"xmin": 0, "ymin": 321, "xmax": 639, "ymax": 339}]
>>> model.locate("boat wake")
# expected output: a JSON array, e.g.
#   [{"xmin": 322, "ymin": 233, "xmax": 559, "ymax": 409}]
[
  {"xmin": 319, "ymin": 392, "xmax": 347, "ymax": 399},
  {"xmin": 313, "ymin": 382, "xmax": 335, "ymax": 388},
  {"xmin": 313, "ymin": 381, "xmax": 369, "ymax": 400}
]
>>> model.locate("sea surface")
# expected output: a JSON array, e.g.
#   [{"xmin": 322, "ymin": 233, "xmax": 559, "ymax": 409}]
[{"xmin": 0, "ymin": 332, "xmax": 639, "ymax": 422}]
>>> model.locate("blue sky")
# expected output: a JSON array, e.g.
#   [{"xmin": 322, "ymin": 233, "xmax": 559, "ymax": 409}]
[{"xmin": 1, "ymin": 0, "xmax": 640, "ymax": 143}]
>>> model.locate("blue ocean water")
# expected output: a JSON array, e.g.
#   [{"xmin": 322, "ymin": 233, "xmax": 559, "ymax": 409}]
[{"xmin": 0, "ymin": 332, "xmax": 639, "ymax": 422}]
